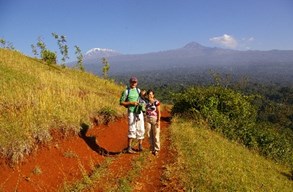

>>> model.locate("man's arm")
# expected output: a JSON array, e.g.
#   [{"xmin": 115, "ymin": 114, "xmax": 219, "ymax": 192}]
[{"xmin": 120, "ymin": 101, "xmax": 138, "ymax": 107}]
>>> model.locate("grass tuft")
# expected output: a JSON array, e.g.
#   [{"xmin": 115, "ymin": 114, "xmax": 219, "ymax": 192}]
[
  {"xmin": 32, "ymin": 166, "xmax": 42, "ymax": 175},
  {"xmin": 90, "ymin": 106, "xmax": 118, "ymax": 126}
]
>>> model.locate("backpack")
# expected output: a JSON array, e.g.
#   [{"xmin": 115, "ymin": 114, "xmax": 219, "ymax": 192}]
[{"xmin": 124, "ymin": 87, "xmax": 140, "ymax": 108}]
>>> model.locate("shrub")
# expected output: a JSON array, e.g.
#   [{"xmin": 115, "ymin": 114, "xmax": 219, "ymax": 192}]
[
  {"xmin": 41, "ymin": 49, "xmax": 57, "ymax": 65},
  {"xmin": 255, "ymin": 123, "xmax": 293, "ymax": 165},
  {"xmin": 172, "ymin": 86, "xmax": 257, "ymax": 144},
  {"xmin": 90, "ymin": 107, "xmax": 118, "ymax": 126},
  {"xmin": 172, "ymin": 86, "xmax": 293, "ymax": 166}
]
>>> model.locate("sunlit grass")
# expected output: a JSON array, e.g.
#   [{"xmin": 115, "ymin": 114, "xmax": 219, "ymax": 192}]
[
  {"xmin": 169, "ymin": 117, "xmax": 293, "ymax": 191},
  {"xmin": 60, "ymin": 158, "xmax": 113, "ymax": 192},
  {"xmin": 0, "ymin": 48, "xmax": 125, "ymax": 164}
]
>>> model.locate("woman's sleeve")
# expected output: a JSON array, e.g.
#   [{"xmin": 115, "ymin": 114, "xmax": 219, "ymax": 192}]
[{"xmin": 155, "ymin": 100, "xmax": 160, "ymax": 106}]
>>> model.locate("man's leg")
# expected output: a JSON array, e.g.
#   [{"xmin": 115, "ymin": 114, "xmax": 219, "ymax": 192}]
[
  {"xmin": 136, "ymin": 112, "xmax": 145, "ymax": 151},
  {"xmin": 127, "ymin": 138, "xmax": 135, "ymax": 153},
  {"xmin": 138, "ymin": 139, "xmax": 143, "ymax": 151},
  {"xmin": 127, "ymin": 112, "xmax": 136, "ymax": 153}
]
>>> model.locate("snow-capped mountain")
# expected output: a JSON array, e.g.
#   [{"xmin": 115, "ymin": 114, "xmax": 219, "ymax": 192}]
[
  {"xmin": 79, "ymin": 42, "xmax": 293, "ymax": 86},
  {"xmin": 85, "ymin": 48, "xmax": 121, "ymax": 59}
]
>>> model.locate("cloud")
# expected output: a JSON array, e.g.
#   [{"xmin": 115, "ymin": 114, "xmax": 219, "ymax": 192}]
[
  {"xmin": 240, "ymin": 36, "xmax": 255, "ymax": 50},
  {"xmin": 209, "ymin": 34, "xmax": 238, "ymax": 48}
]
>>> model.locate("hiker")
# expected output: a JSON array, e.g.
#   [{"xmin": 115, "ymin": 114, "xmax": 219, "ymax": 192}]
[
  {"xmin": 139, "ymin": 89, "xmax": 147, "ymax": 102},
  {"xmin": 145, "ymin": 89, "xmax": 161, "ymax": 156},
  {"xmin": 120, "ymin": 77, "xmax": 145, "ymax": 154}
]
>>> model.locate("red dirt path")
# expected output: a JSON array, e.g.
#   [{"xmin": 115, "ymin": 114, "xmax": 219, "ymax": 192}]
[{"xmin": 0, "ymin": 108, "xmax": 177, "ymax": 191}]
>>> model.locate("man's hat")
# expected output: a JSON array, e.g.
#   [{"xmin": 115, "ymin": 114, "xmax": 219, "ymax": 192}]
[{"xmin": 129, "ymin": 76, "xmax": 138, "ymax": 82}]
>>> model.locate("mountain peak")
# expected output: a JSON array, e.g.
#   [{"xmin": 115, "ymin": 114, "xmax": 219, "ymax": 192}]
[
  {"xmin": 182, "ymin": 42, "xmax": 206, "ymax": 49},
  {"xmin": 86, "ymin": 48, "xmax": 117, "ymax": 55},
  {"xmin": 85, "ymin": 48, "xmax": 121, "ymax": 58}
]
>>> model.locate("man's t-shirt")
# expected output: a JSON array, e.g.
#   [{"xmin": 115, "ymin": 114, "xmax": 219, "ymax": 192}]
[{"xmin": 120, "ymin": 88, "xmax": 140, "ymax": 112}]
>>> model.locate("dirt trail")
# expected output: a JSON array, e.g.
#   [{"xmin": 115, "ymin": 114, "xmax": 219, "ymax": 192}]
[{"xmin": 0, "ymin": 108, "xmax": 177, "ymax": 191}]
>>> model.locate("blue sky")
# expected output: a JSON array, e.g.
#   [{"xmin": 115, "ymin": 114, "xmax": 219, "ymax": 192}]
[{"xmin": 1, "ymin": 0, "xmax": 293, "ymax": 62}]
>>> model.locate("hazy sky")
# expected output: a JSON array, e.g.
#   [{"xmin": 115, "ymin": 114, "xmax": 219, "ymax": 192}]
[{"xmin": 1, "ymin": 0, "xmax": 293, "ymax": 62}]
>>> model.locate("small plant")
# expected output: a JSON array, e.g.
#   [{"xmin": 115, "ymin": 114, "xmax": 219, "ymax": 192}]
[
  {"xmin": 31, "ymin": 36, "xmax": 56, "ymax": 64},
  {"xmin": 41, "ymin": 49, "xmax": 57, "ymax": 65},
  {"xmin": 0, "ymin": 38, "xmax": 15, "ymax": 50},
  {"xmin": 74, "ymin": 45, "xmax": 84, "ymax": 71},
  {"xmin": 64, "ymin": 150, "xmax": 78, "ymax": 158},
  {"xmin": 52, "ymin": 32, "xmax": 69, "ymax": 65},
  {"xmin": 101, "ymin": 57, "xmax": 110, "ymax": 79},
  {"xmin": 36, "ymin": 36, "xmax": 46, "ymax": 54},
  {"xmin": 31, "ymin": 44, "xmax": 38, "ymax": 57},
  {"xmin": 90, "ymin": 107, "xmax": 118, "ymax": 126},
  {"xmin": 32, "ymin": 166, "xmax": 42, "ymax": 175}
]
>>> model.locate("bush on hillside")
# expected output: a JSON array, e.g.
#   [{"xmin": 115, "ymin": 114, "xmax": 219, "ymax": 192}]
[
  {"xmin": 172, "ymin": 86, "xmax": 293, "ymax": 166},
  {"xmin": 172, "ymin": 86, "xmax": 257, "ymax": 145},
  {"xmin": 90, "ymin": 107, "xmax": 118, "ymax": 126},
  {"xmin": 255, "ymin": 123, "xmax": 293, "ymax": 165},
  {"xmin": 41, "ymin": 49, "xmax": 57, "ymax": 65}
]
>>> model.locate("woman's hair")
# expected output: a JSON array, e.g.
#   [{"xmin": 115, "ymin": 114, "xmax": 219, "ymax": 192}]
[{"xmin": 147, "ymin": 89, "xmax": 155, "ymax": 95}]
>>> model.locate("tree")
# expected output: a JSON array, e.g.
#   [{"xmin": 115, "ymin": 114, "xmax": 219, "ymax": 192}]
[
  {"xmin": 32, "ymin": 37, "xmax": 56, "ymax": 64},
  {"xmin": 101, "ymin": 57, "xmax": 110, "ymax": 78},
  {"xmin": 31, "ymin": 44, "xmax": 38, "ymax": 57},
  {"xmin": 0, "ymin": 38, "xmax": 15, "ymax": 50},
  {"xmin": 36, "ymin": 37, "xmax": 46, "ymax": 54},
  {"xmin": 74, "ymin": 45, "xmax": 84, "ymax": 71},
  {"xmin": 52, "ymin": 32, "xmax": 69, "ymax": 65},
  {"xmin": 0, "ymin": 38, "xmax": 4, "ymax": 47}
]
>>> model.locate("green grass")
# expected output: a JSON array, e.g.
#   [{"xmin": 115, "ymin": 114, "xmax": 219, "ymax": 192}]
[
  {"xmin": 61, "ymin": 150, "xmax": 151, "ymax": 192},
  {"xmin": 168, "ymin": 117, "xmax": 293, "ymax": 191},
  {"xmin": 60, "ymin": 158, "xmax": 113, "ymax": 192},
  {"xmin": 0, "ymin": 49, "xmax": 126, "ymax": 164}
]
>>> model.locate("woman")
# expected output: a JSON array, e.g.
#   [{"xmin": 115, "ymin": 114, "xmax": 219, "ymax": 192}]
[{"xmin": 145, "ymin": 89, "xmax": 161, "ymax": 156}]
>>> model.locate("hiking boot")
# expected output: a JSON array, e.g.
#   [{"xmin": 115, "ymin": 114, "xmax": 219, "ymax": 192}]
[
  {"xmin": 127, "ymin": 148, "xmax": 136, "ymax": 154},
  {"xmin": 152, "ymin": 150, "xmax": 159, "ymax": 156},
  {"xmin": 138, "ymin": 145, "xmax": 143, "ymax": 152}
]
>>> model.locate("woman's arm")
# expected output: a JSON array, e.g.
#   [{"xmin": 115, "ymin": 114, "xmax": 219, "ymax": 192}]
[{"xmin": 156, "ymin": 104, "xmax": 161, "ymax": 126}]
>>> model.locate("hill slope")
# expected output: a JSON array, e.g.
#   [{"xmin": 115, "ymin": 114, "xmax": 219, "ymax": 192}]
[
  {"xmin": 169, "ymin": 119, "xmax": 293, "ymax": 191},
  {"xmin": 0, "ymin": 48, "xmax": 125, "ymax": 164},
  {"xmin": 1, "ymin": 49, "xmax": 292, "ymax": 191}
]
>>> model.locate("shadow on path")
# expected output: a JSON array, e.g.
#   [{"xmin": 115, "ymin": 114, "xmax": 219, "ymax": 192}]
[
  {"xmin": 160, "ymin": 116, "xmax": 172, "ymax": 123},
  {"xmin": 79, "ymin": 123, "xmax": 124, "ymax": 156}
]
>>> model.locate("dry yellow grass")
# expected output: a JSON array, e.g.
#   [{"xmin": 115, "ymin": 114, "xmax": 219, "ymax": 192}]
[{"xmin": 0, "ymin": 48, "xmax": 126, "ymax": 164}]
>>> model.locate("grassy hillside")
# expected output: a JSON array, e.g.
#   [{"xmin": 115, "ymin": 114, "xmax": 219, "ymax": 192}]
[
  {"xmin": 168, "ymin": 118, "xmax": 293, "ymax": 191},
  {"xmin": 0, "ymin": 49, "xmax": 126, "ymax": 164}
]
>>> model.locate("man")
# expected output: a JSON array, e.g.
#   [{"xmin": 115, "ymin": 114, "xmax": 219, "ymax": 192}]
[{"xmin": 120, "ymin": 77, "xmax": 145, "ymax": 153}]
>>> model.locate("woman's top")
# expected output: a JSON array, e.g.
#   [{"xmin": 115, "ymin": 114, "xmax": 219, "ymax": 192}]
[{"xmin": 146, "ymin": 99, "xmax": 160, "ymax": 118}]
